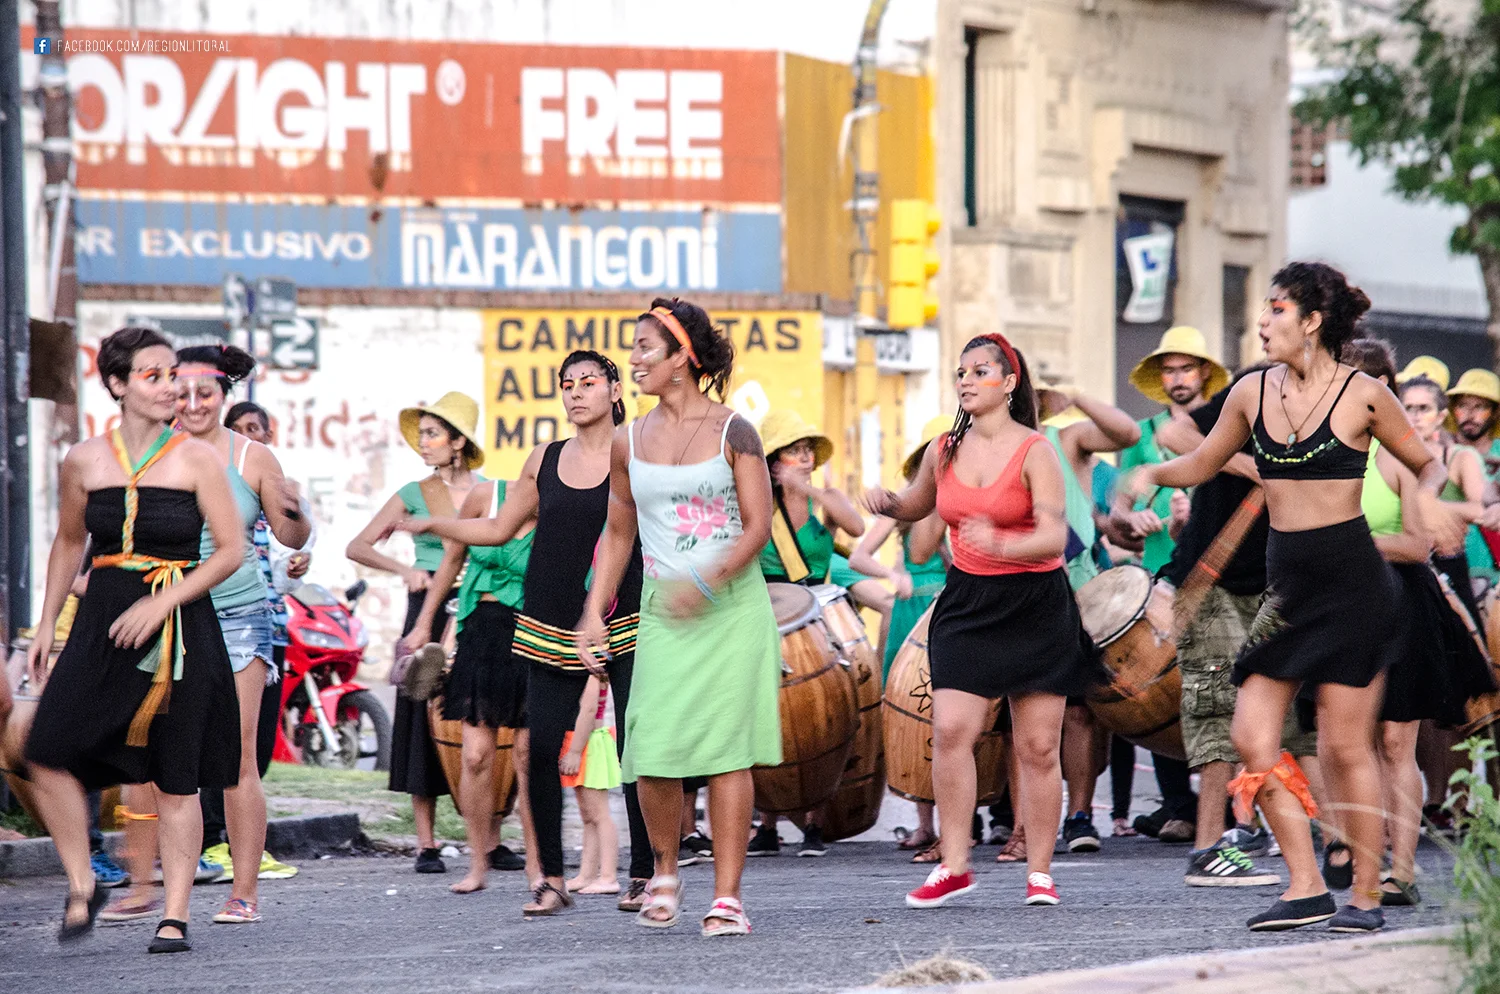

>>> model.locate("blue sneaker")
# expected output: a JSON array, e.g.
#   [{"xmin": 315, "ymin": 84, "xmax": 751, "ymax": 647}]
[
  {"xmin": 196, "ymin": 855, "xmax": 226, "ymax": 884},
  {"xmin": 91, "ymin": 849, "xmax": 130, "ymax": 888}
]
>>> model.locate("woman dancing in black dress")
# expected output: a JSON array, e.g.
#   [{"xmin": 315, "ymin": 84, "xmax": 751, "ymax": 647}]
[{"xmin": 25, "ymin": 327, "xmax": 245, "ymax": 952}]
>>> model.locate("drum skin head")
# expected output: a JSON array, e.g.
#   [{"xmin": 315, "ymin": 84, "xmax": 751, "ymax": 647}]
[
  {"xmin": 769, "ymin": 583, "xmax": 820, "ymax": 635},
  {"xmin": 1077, "ymin": 565, "xmax": 1153, "ymax": 647}
]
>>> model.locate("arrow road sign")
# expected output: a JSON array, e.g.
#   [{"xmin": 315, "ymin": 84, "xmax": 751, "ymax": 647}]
[{"xmin": 267, "ymin": 317, "xmax": 319, "ymax": 371}]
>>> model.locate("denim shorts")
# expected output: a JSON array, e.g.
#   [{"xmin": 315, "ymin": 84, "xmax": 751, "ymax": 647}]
[{"xmin": 216, "ymin": 603, "xmax": 276, "ymax": 678}]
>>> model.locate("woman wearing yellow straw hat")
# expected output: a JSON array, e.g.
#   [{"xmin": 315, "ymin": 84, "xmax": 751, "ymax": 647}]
[
  {"xmin": 347, "ymin": 391, "xmax": 486, "ymax": 875},
  {"xmin": 746, "ymin": 408, "xmax": 866, "ymax": 858},
  {"xmin": 848, "ymin": 414, "xmax": 951, "ymax": 858},
  {"xmin": 1396, "ymin": 355, "xmax": 1450, "ymax": 390}
]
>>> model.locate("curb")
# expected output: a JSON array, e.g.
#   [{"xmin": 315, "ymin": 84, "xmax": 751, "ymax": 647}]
[{"xmin": 0, "ymin": 812, "xmax": 361, "ymax": 880}]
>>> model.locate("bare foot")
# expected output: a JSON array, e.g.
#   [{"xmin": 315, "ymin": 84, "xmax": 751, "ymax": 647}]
[
  {"xmin": 565, "ymin": 874, "xmax": 589, "ymax": 892},
  {"xmin": 578, "ymin": 878, "xmax": 620, "ymax": 895},
  {"xmin": 450, "ymin": 873, "xmax": 486, "ymax": 894}
]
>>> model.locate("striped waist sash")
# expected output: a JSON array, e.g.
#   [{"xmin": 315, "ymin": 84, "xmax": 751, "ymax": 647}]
[
  {"xmin": 92, "ymin": 552, "xmax": 197, "ymax": 747},
  {"xmin": 513, "ymin": 613, "xmax": 639, "ymax": 672}
]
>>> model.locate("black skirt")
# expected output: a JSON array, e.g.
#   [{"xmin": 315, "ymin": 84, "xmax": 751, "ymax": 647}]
[
  {"xmin": 388, "ymin": 588, "xmax": 450, "ymax": 798},
  {"xmin": 1383, "ymin": 562, "xmax": 1498, "ymax": 724},
  {"xmin": 928, "ymin": 566, "xmax": 1104, "ymax": 699},
  {"xmin": 1234, "ymin": 516, "xmax": 1400, "ymax": 689},
  {"xmin": 443, "ymin": 600, "xmax": 527, "ymax": 729}
]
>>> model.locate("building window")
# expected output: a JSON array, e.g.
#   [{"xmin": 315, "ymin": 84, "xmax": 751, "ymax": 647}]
[
  {"xmin": 1289, "ymin": 118, "xmax": 1346, "ymax": 188},
  {"xmin": 963, "ymin": 27, "xmax": 979, "ymax": 227},
  {"xmin": 963, "ymin": 27, "xmax": 1011, "ymax": 226},
  {"xmin": 1223, "ymin": 265, "xmax": 1249, "ymax": 372}
]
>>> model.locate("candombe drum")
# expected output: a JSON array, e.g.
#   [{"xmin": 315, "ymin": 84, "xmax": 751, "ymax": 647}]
[
  {"xmin": 427, "ymin": 700, "xmax": 517, "ymax": 819},
  {"xmin": 751, "ymin": 584, "xmax": 858, "ymax": 815},
  {"xmin": 1076, "ymin": 565, "xmax": 1187, "ymax": 761},
  {"xmin": 881, "ymin": 604, "xmax": 1008, "ymax": 806},
  {"xmin": 1458, "ymin": 584, "xmax": 1500, "ymax": 737},
  {"xmin": 811, "ymin": 584, "xmax": 885, "ymax": 840}
]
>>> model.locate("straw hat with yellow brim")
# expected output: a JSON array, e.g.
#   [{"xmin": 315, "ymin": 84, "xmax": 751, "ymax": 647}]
[
  {"xmin": 1128, "ymin": 327, "xmax": 1230, "ymax": 406},
  {"xmin": 1042, "ymin": 407, "xmax": 1089, "ymax": 430},
  {"xmin": 760, "ymin": 409, "xmax": 833, "ymax": 468},
  {"xmin": 1445, "ymin": 369, "xmax": 1500, "ymax": 438},
  {"xmin": 1036, "ymin": 380, "xmax": 1079, "ymax": 420},
  {"xmin": 399, "ymin": 391, "xmax": 485, "ymax": 470},
  {"xmin": 1397, "ymin": 355, "xmax": 1450, "ymax": 391},
  {"xmin": 902, "ymin": 415, "xmax": 952, "ymax": 480}
]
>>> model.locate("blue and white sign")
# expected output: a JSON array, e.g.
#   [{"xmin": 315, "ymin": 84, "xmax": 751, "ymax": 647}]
[{"xmin": 74, "ymin": 198, "xmax": 783, "ymax": 293}]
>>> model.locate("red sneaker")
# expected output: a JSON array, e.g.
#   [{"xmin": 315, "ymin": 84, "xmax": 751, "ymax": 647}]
[
  {"xmin": 906, "ymin": 865, "xmax": 975, "ymax": 908},
  {"xmin": 1025, "ymin": 871, "xmax": 1060, "ymax": 906}
]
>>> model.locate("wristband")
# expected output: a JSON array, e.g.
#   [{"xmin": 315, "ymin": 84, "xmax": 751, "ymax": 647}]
[{"xmin": 688, "ymin": 567, "xmax": 718, "ymax": 603}]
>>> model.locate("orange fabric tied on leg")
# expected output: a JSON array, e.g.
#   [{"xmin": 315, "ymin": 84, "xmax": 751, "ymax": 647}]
[
  {"xmin": 1227, "ymin": 751, "xmax": 1318, "ymax": 824},
  {"xmin": 115, "ymin": 805, "xmax": 158, "ymax": 822}
]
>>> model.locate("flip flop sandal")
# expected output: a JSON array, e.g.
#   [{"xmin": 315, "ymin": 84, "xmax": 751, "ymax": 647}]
[
  {"xmin": 911, "ymin": 839, "xmax": 944, "ymax": 863},
  {"xmin": 996, "ymin": 829, "xmax": 1028, "ymax": 863},
  {"xmin": 148, "ymin": 919, "xmax": 191, "ymax": 954},
  {"xmin": 522, "ymin": 881, "xmax": 574, "ymax": 917},
  {"xmin": 701, "ymin": 896, "xmax": 751, "ymax": 937},
  {"xmin": 898, "ymin": 831, "xmax": 938, "ymax": 851},
  {"xmin": 618, "ymin": 878, "xmax": 650, "ymax": 912},
  {"xmin": 635, "ymin": 874, "xmax": 683, "ymax": 929}
]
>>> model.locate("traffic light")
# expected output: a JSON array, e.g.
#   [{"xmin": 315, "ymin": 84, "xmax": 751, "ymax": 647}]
[{"xmin": 887, "ymin": 199, "xmax": 940, "ymax": 329}]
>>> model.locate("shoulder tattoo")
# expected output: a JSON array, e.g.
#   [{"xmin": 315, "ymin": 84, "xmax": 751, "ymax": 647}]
[{"xmin": 725, "ymin": 416, "xmax": 764, "ymax": 458}]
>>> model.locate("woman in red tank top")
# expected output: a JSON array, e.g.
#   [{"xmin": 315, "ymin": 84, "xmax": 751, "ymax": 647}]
[{"xmin": 863, "ymin": 334, "xmax": 1102, "ymax": 911}]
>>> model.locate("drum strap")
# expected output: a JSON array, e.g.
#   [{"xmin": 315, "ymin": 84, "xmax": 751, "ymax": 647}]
[
  {"xmin": 1170, "ymin": 487, "xmax": 1265, "ymax": 640},
  {"xmin": 770, "ymin": 498, "xmax": 812, "ymax": 584}
]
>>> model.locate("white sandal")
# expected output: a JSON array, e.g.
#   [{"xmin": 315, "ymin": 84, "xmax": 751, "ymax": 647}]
[
  {"xmin": 634, "ymin": 874, "xmax": 682, "ymax": 929},
  {"xmin": 701, "ymin": 896, "xmax": 751, "ymax": 937}
]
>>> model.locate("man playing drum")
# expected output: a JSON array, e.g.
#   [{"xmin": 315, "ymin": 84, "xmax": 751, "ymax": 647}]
[
  {"xmin": 1111, "ymin": 327, "xmax": 1229, "ymax": 843},
  {"xmin": 1445, "ymin": 369, "xmax": 1500, "ymax": 589},
  {"xmin": 1152, "ymin": 366, "xmax": 1317, "ymax": 887}
]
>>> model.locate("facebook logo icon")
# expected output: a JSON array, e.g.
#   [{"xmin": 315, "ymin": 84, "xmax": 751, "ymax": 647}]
[{"xmin": 33, "ymin": 37, "xmax": 50, "ymax": 53}]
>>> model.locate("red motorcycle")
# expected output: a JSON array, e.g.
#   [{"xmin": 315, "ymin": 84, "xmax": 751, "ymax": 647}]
[{"xmin": 272, "ymin": 580, "xmax": 393, "ymax": 771}]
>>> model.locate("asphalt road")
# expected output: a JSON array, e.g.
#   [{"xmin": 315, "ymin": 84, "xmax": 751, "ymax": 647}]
[{"xmin": 0, "ymin": 836, "xmax": 1458, "ymax": 994}]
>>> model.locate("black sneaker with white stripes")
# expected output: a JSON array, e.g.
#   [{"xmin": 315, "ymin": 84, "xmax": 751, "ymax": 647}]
[{"xmin": 1184, "ymin": 843, "xmax": 1279, "ymax": 887}]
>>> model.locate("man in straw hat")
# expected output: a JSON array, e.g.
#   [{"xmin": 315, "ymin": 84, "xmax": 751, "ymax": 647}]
[
  {"xmin": 1111, "ymin": 326, "xmax": 1228, "ymax": 845},
  {"xmin": 1036, "ymin": 383, "xmax": 1140, "ymax": 855},
  {"xmin": 1447, "ymin": 369, "xmax": 1500, "ymax": 587}
]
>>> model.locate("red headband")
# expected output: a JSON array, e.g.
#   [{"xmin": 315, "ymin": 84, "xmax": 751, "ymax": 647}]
[
  {"xmin": 979, "ymin": 333, "xmax": 1022, "ymax": 378},
  {"xmin": 649, "ymin": 307, "xmax": 700, "ymax": 370}
]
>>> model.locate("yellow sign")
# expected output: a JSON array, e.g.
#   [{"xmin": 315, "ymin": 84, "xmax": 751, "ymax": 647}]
[{"xmin": 480, "ymin": 310, "xmax": 824, "ymax": 480}]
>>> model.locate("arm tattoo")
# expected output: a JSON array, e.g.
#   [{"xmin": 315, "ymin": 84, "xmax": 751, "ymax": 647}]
[{"xmin": 725, "ymin": 416, "xmax": 765, "ymax": 458}]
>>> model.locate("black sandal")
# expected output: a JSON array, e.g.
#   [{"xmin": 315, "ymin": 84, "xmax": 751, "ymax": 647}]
[
  {"xmin": 522, "ymin": 881, "xmax": 573, "ymax": 917},
  {"xmin": 57, "ymin": 886, "xmax": 107, "ymax": 943},
  {"xmin": 148, "ymin": 919, "xmax": 191, "ymax": 954},
  {"xmin": 1322, "ymin": 840, "xmax": 1353, "ymax": 890}
]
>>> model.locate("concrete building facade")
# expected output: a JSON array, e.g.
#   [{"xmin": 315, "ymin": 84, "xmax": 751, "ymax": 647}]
[{"xmin": 934, "ymin": 0, "xmax": 1290, "ymax": 418}]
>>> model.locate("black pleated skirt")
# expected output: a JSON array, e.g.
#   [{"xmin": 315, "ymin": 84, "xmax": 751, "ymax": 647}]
[
  {"xmin": 443, "ymin": 600, "xmax": 528, "ymax": 729},
  {"xmin": 387, "ymin": 588, "xmax": 449, "ymax": 798},
  {"xmin": 1383, "ymin": 562, "xmax": 1499, "ymax": 724},
  {"xmin": 928, "ymin": 566, "xmax": 1104, "ymax": 699},
  {"xmin": 1234, "ymin": 517, "xmax": 1400, "ymax": 689}
]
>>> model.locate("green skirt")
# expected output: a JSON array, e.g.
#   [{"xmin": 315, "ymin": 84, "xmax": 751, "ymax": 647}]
[
  {"xmin": 828, "ymin": 553, "xmax": 871, "ymax": 590},
  {"xmin": 621, "ymin": 568, "xmax": 783, "ymax": 781}
]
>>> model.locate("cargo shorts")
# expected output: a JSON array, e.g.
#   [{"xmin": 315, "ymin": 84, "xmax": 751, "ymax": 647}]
[{"xmin": 1178, "ymin": 585, "xmax": 1316, "ymax": 768}]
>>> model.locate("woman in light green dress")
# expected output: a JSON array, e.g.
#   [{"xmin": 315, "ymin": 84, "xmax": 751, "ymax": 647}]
[{"xmin": 579, "ymin": 298, "xmax": 780, "ymax": 937}]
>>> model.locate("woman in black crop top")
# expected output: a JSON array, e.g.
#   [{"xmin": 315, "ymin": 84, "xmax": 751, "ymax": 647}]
[{"xmin": 1119, "ymin": 262, "xmax": 1464, "ymax": 935}]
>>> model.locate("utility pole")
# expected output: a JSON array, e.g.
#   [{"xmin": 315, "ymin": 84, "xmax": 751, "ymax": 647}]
[
  {"xmin": 0, "ymin": 0, "xmax": 31, "ymax": 638},
  {"xmin": 34, "ymin": 0, "xmax": 75, "ymax": 443},
  {"xmin": 849, "ymin": 0, "xmax": 890, "ymax": 491}
]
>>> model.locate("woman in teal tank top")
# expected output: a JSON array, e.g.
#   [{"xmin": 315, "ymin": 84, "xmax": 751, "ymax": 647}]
[
  {"xmin": 406, "ymin": 477, "xmax": 537, "ymax": 894},
  {"xmin": 173, "ymin": 345, "xmax": 311, "ymax": 925},
  {"xmin": 347, "ymin": 391, "xmax": 485, "ymax": 875}
]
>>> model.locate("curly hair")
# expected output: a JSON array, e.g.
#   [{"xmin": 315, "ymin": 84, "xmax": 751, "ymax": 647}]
[
  {"xmin": 1271, "ymin": 261, "xmax": 1372, "ymax": 361},
  {"xmin": 641, "ymin": 297, "xmax": 735, "ymax": 401}
]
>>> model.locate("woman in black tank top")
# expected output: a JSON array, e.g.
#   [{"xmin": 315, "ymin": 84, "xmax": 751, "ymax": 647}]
[
  {"xmin": 403, "ymin": 351, "xmax": 649, "ymax": 916},
  {"xmin": 1118, "ymin": 263, "xmax": 1463, "ymax": 935}
]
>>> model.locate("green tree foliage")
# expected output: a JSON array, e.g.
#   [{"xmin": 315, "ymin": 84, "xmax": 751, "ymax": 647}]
[{"xmin": 1296, "ymin": 0, "xmax": 1500, "ymax": 356}]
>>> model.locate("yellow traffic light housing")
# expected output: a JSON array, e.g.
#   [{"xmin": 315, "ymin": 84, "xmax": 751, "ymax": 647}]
[{"xmin": 887, "ymin": 199, "xmax": 941, "ymax": 329}]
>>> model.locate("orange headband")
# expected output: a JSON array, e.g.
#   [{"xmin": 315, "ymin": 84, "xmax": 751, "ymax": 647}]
[
  {"xmin": 649, "ymin": 307, "xmax": 700, "ymax": 370},
  {"xmin": 175, "ymin": 363, "xmax": 220, "ymax": 379}
]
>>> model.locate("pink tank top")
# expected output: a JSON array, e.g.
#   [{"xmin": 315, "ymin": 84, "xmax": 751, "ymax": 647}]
[{"xmin": 935, "ymin": 433, "xmax": 1062, "ymax": 576}]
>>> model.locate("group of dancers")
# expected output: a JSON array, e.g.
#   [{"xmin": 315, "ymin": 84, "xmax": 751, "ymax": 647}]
[{"xmin": 9, "ymin": 263, "xmax": 1500, "ymax": 952}]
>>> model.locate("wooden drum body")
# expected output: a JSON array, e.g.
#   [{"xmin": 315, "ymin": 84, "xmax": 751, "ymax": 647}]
[
  {"xmin": 881, "ymin": 604, "xmax": 1008, "ymax": 806},
  {"xmin": 811, "ymin": 584, "xmax": 885, "ymax": 840},
  {"xmin": 427, "ymin": 700, "xmax": 517, "ymax": 819},
  {"xmin": 752, "ymin": 584, "xmax": 858, "ymax": 815},
  {"xmin": 1462, "ymin": 587, "xmax": 1500, "ymax": 735},
  {"xmin": 1076, "ymin": 566, "xmax": 1187, "ymax": 761}
]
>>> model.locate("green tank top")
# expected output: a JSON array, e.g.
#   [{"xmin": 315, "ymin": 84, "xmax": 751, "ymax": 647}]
[
  {"xmin": 199, "ymin": 433, "xmax": 270, "ymax": 610},
  {"xmin": 397, "ymin": 477, "xmax": 479, "ymax": 573},
  {"xmin": 1044, "ymin": 426, "xmax": 1100, "ymax": 590},
  {"xmin": 455, "ymin": 480, "xmax": 532, "ymax": 629},
  {"xmin": 1361, "ymin": 441, "xmax": 1402, "ymax": 538},
  {"xmin": 1119, "ymin": 412, "xmax": 1178, "ymax": 574},
  {"xmin": 759, "ymin": 498, "xmax": 833, "ymax": 583},
  {"xmin": 902, "ymin": 531, "xmax": 947, "ymax": 593}
]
